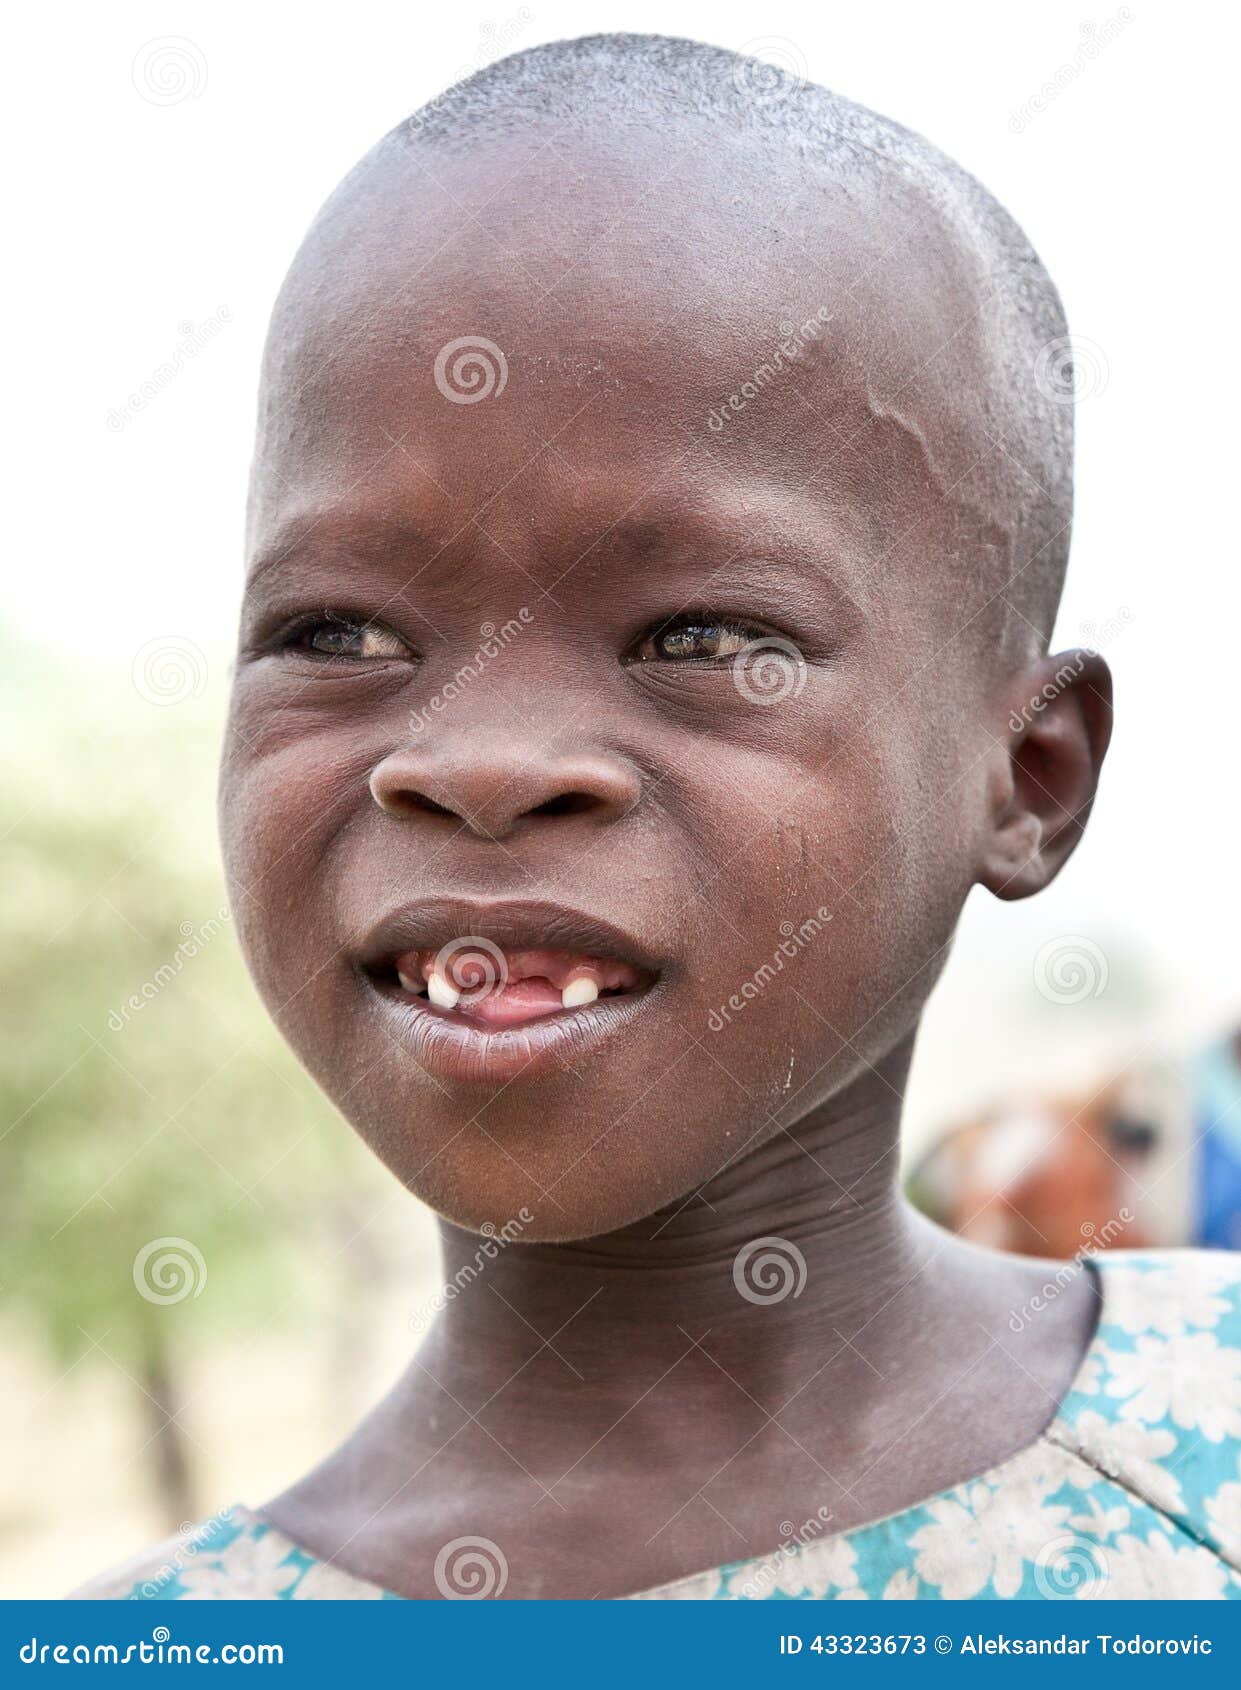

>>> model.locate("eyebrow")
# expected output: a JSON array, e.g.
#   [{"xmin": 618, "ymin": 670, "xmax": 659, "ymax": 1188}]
[
  {"xmin": 245, "ymin": 512, "xmax": 448, "ymax": 593},
  {"xmin": 244, "ymin": 486, "xmax": 871, "ymax": 625}
]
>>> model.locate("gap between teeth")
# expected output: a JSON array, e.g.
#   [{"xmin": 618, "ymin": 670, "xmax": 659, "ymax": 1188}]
[{"xmin": 401, "ymin": 969, "xmax": 601, "ymax": 1010}]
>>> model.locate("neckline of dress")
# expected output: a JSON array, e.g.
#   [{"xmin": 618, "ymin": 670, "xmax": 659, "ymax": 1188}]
[{"xmin": 239, "ymin": 1252, "xmax": 1116, "ymax": 1601}]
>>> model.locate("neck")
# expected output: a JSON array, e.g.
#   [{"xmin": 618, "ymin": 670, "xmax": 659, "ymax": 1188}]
[{"xmin": 421, "ymin": 1053, "xmax": 933, "ymax": 1402}]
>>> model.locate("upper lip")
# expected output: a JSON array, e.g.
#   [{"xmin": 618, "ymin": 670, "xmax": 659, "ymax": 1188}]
[{"xmin": 354, "ymin": 896, "xmax": 663, "ymax": 979}]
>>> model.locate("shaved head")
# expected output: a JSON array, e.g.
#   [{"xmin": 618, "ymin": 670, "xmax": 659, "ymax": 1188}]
[{"xmin": 256, "ymin": 32, "xmax": 1073, "ymax": 653}]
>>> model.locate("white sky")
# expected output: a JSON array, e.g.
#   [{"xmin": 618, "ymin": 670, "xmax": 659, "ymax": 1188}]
[{"xmin": 6, "ymin": 0, "xmax": 1239, "ymax": 1143}]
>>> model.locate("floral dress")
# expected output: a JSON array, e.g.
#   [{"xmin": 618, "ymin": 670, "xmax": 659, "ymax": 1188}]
[{"xmin": 75, "ymin": 1249, "xmax": 1241, "ymax": 1600}]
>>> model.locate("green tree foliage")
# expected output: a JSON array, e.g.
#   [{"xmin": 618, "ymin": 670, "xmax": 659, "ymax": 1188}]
[{"xmin": 1, "ymin": 635, "xmax": 397, "ymax": 1520}]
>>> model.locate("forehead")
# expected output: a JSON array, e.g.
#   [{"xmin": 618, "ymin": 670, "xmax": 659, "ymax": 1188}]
[{"xmin": 249, "ymin": 128, "xmax": 994, "ymax": 583}]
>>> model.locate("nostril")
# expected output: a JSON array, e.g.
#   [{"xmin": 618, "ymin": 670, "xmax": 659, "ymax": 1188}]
[
  {"xmin": 388, "ymin": 791, "xmax": 457, "ymax": 820},
  {"xmin": 529, "ymin": 791, "xmax": 600, "ymax": 819}
]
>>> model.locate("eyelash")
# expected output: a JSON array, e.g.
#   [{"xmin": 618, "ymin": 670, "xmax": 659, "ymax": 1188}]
[
  {"xmin": 627, "ymin": 613, "xmax": 793, "ymax": 665},
  {"xmin": 273, "ymin": 612, "xmax": 414, "ymax": 663},
  {"xmin": 264, "ymin": 610, "xmax": 799, "ymax": 668}
]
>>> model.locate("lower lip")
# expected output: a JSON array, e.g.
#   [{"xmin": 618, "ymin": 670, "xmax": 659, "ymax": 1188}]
[{"xmin": 360, "ymin": 976, "xmax": 658, "ymax": 1085}]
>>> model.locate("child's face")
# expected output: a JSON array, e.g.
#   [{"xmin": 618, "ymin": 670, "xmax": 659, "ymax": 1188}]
[{"xmin": 220, "ymin": 134, "xmax": 1009, "ymax": 1239}]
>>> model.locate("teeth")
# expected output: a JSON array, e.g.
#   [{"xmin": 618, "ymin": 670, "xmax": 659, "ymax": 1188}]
[
  {"xmin": 561, "ymin": 977, "xmax": 600, "ymax": 1009},
  {"xmin": 427, "ymin": 971, "xmax": 461, "ymax": 1010},
  {"xmin": 397, "ymin": 970, "xmax": 424, "ymax": 995}
]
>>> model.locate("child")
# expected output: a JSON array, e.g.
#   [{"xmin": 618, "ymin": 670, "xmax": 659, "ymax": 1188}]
[{"xmin": 79, "ymin": 34, "xmax": 1241, "ymax": 1600}]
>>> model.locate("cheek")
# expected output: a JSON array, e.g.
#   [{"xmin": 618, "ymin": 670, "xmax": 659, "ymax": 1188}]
[
  {"xmin": 679, "ymin": 729, "xmax": 968, "ymax": 1098},
  {"xmin": 218, "ymin": 706, "xmax": 370, "ymax": 999}
]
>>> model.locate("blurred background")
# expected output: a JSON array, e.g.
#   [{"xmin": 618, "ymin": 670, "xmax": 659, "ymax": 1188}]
[{"xmin": 3, "ymin": 0, "xmax": 1238, "ymax": 1597}]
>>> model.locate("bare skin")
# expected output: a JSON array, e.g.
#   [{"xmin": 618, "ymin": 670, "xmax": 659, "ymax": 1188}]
[{"xmin": 219, "ymin": 116, "xmax": 1111, "ymax": 1597}]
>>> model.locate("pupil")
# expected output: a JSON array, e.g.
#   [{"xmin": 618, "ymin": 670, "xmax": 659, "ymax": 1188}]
[{"xmin": 660, "ymin": 624, "xmax": 717, "ymax": 659}]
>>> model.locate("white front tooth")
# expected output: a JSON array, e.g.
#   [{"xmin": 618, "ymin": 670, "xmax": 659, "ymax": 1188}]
[
  {"xmin": 427, "ymin": 971, "xmax": 461, "ymax": 1009},
  {"xmin": 561, "ymin": 977, "xmax": 600, "ymax": 1009},
  {"xmin": 397, "ymin": 970, "xmax": 423, "ymax": 995}
]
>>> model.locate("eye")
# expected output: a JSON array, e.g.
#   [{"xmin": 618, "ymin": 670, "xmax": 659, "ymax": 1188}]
[
  {"xmin": 630, "ymin": 615, "xmax": 787, "ymax": 664},
  {"xmin": 282, "ymin": 613, "xmax": 412, "ymax": 662}
]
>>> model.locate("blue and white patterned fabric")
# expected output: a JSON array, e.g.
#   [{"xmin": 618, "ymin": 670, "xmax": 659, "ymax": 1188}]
[{"xmin": 76, "ymin": 1250, "xmax": 1241, "ymax": 1600}]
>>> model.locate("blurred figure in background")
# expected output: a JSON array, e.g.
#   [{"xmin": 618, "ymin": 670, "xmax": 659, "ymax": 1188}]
[
  {"xmin": 909, "ymin": 1024, "xmax": 1241, "ymax": 1257},
  {"xmin": 1196, "ymin": 1028, "xmax": 1241, "ymax": 1251}
]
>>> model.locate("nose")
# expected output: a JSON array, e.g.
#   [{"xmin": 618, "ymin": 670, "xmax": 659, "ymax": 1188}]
[{"xmin": 368, "ymin": 734, "xmax": 641, "ymax": 841}]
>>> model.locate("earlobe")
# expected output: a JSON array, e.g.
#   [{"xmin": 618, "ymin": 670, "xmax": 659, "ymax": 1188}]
[{"xmin": 979, "ymin": 649, "xmax": 1113, "ymax": 902}]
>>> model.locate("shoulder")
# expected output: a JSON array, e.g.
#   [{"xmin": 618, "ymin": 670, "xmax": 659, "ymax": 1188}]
[
  {"xmin": 1051, "ymin": 1249, "xmax": 1241, "ymax": 1570},
  {"xmin": 70, "ymin": 1507, "xmax": 393, "ymax": 1600}
]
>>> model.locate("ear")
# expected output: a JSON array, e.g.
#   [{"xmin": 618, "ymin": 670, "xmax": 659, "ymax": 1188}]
[{"xmin": 979, "ymin": 649, "xmax": 1113, "ymax": 901}]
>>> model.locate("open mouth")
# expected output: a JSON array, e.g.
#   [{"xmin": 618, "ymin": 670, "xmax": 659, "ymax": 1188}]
[
  {"xmin": 355, "ymin": 902, "xmax": 662, "ymax": 1071},
  {"xmin": 370, "ymin": 943, "xmax": 652, "ymax": 1030}
]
